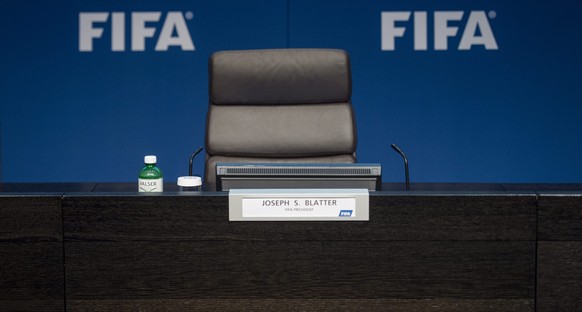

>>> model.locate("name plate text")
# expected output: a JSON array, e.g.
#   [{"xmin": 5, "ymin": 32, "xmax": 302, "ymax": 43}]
[{"xmin": 229, "ymin": 189, "xmax": 369, "ymax": 221}]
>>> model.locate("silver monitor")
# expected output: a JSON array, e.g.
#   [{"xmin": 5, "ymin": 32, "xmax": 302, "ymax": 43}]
[{"xmin": 216, "ymin": 163, "xmax": 382, "ymax": 191}]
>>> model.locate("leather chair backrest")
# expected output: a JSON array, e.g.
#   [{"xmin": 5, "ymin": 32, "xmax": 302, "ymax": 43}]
[{"xmin": 205, "ymin": 49, "xmax": 357, "ymax": 184}]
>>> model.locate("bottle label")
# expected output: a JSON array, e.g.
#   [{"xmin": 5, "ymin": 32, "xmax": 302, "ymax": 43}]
[{"xmin": 138, "ymin": 178, "xmax": 164, "ymax": 192}]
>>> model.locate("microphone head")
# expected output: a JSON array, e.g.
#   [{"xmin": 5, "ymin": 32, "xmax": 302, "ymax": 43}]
[
  {"xmin": 189, "ymin": 146, "xmax": 205, "ymax": 176},
  {"xmin": 390, "ymin": 143, "xmax": 410, "ymax": 191},
  {"xmin": 391, "ymin": 144, "xmax": 402, "ymax": 154},
  {"xmin": 193, "ymin": 146, "xmax": 204, "ymax": 157}
]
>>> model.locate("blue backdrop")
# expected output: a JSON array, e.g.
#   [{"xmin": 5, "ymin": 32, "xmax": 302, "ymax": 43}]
[{"xmin": 1, "ymin": 0, "xmax": 581, "ymax": 183}]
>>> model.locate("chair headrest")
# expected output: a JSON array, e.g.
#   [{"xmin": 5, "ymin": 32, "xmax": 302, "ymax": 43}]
[{"xmin": 210, "ymin": 49, "xmax": 351, "ymax": 105}]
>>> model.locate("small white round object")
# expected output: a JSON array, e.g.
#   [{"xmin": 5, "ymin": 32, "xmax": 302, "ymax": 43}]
[
  {"xmin": 144, "ymin": 155, "xmax": 157, "ymax": 164},
  {"xmin": 177, "ymin": 176, "xmax": 202, "ymax": 187}
]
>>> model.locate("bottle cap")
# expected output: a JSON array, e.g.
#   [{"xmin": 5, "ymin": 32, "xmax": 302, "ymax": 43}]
[
  {"xmin": 177, "ymin": 176, "xmax": 202, "ymax": 187},
  {"xmin": 144, "ymin": 155, "xmax": 157, "ymax": 164}
]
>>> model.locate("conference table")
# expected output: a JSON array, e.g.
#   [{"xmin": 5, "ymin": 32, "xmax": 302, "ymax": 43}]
[{"xmin": 1, "ymin": 182, "xmax": 581, "ymax": 311}]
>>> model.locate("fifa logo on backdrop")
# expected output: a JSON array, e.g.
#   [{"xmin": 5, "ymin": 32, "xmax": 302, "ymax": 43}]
[
  {"xmin": 381, "ymin": 11, "xmax": 498, "ymax": 51},
  {"xmin": 79, "ymin": 12, "xmax": 195, "ymax": 52}
]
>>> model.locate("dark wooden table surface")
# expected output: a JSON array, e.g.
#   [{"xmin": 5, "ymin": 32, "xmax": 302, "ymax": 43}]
[{"xmin": 1, "ymin": 183, "xmax": 581, "ymax": 311}]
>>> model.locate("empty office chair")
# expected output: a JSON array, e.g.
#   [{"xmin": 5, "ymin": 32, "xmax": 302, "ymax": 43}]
[{"xmin": 204, "ymin": 49, "xmax": 357, "ymax": 184}]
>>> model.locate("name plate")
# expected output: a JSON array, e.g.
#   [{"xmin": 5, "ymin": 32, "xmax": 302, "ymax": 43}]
[{"xmin": 229, "ymin": 189, "xmax": 369, "ymax": 221}]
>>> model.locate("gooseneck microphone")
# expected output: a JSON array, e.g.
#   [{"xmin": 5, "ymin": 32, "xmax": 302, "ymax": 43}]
[
  {"xmin": 189, "ymin": 147, "xmax": 204, "ymax": 176},
  {"xmin": 391, "ymin": 144, "xmax": 410, "ymax": 191}
]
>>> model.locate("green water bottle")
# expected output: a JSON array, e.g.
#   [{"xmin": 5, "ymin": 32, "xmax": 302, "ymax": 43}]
[{"xmin": 138, "ymin": 155, "xmax": 163, "ymax": 192}]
